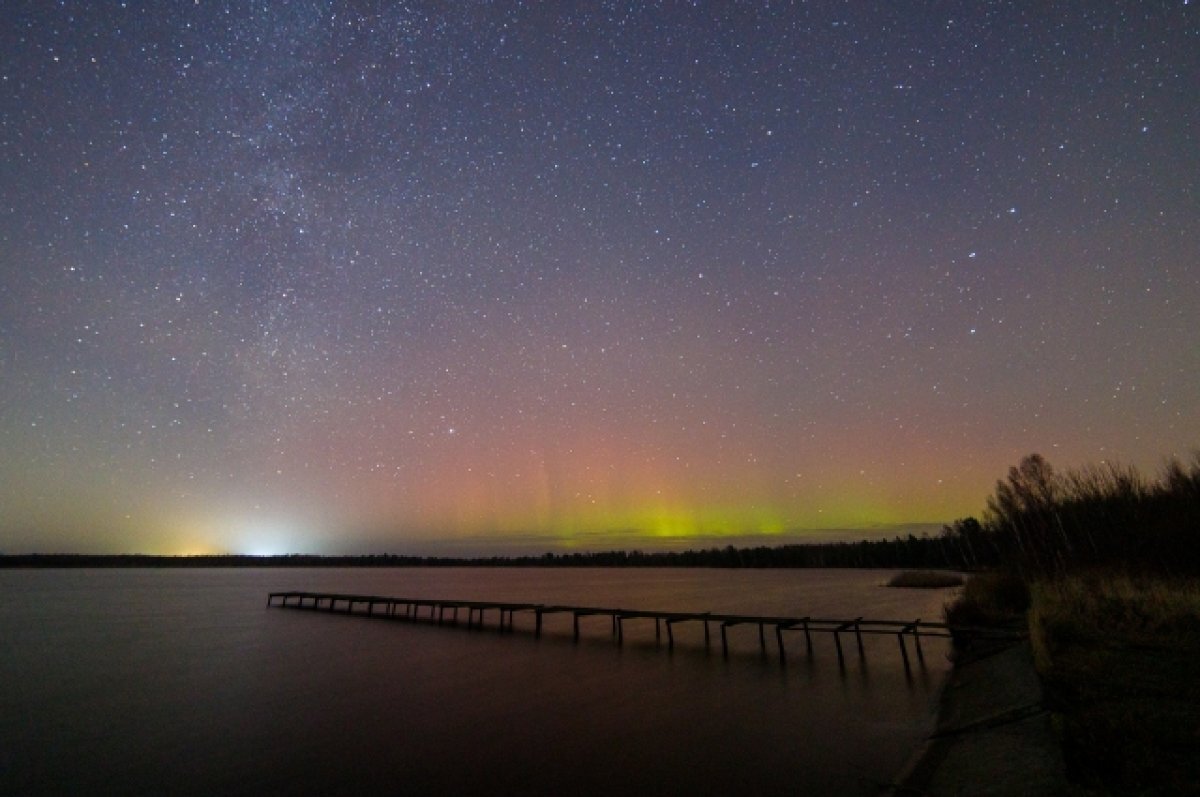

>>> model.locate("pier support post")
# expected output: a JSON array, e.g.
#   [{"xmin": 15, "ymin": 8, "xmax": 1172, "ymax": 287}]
[{"xmin": 264, "ymin": 593, "xmax": 948, "ymax": 671}]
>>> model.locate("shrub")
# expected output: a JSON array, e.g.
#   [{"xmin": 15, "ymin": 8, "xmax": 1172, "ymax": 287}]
[{"xmin": 943, "ymin": 570, "xmax": 1030, "ymax": 628}]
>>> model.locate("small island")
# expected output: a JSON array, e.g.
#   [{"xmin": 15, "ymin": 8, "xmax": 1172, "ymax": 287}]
[{"xmin": 886, "ymin": 570, "xmax": 965, "ymax": 589}]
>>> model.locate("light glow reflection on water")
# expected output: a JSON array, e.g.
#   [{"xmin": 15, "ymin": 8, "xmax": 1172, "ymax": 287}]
[{"xmin": 0, "ymin": 568, "xmax": 957, "ymax": 795}]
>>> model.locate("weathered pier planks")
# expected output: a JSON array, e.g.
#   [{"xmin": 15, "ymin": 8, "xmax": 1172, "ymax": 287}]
[{"xmin": 265, "ymin": 590, "xmax": 999, "ymax": 668}]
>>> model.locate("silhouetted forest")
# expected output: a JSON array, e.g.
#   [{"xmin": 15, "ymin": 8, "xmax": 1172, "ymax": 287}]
[
  {"xmin": 0, "ymin": 539, "xmax": 966, "ymax": 570},
  {"xmin": 4, "ymin": 450, "xmax": 1196, "ymax": 573},
  {"xmin": 958, "ymin": 451, "xmax": 1200, "ymax": 576}
]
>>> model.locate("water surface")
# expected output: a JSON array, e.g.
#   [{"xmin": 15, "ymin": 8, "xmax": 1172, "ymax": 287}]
[{"xmin": 0, "ymin": 568, "xmax": 956, "ymax": 795}]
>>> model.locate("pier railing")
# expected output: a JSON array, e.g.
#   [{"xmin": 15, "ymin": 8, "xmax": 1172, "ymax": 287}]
[{"xmin": 267, "ymin": 591, "xmax": 1013, "ymax": 668}]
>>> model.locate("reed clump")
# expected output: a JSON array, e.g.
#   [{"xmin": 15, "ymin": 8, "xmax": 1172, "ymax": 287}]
[{"xmin": 886, "ymin": 570, "xmax": 964, "ymax": 589}]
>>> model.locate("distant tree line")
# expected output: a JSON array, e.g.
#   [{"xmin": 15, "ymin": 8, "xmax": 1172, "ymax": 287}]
[
  {"xmin": 0, "ymin": 540, "xmax": 969, "ymax": 570},
  {"xmin": 4, "ymin": 450, "xmax": 1195, "ymax": 574}
]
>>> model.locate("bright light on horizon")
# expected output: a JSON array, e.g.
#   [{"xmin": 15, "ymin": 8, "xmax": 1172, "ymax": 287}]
[{"xmin": 227, "ymin": 516, "xmax": 315, "ymax": 557}]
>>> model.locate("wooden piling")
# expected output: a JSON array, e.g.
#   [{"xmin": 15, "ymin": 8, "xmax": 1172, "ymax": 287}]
[{"xmin": 834, "ymin": 619, "xmax": 857, "ymax": 667}]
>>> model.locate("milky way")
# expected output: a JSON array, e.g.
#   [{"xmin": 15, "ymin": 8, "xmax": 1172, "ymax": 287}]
[{"xmin": 2, "ymin": 2, "xmax": 1197, "ymax": 554}]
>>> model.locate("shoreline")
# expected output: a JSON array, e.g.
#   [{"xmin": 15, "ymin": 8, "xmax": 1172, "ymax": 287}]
[{"xmin": 889, "ymin": 638, "xmax": 1067, "ymax": 795}]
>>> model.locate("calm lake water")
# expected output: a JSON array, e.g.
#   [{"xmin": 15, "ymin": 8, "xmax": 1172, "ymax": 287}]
[{"xmin": 0, "ymin": 568, "xmax": 957, "ymax": 795}]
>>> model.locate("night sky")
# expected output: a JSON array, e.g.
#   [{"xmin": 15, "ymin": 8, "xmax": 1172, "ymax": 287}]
[{"xmin": 2, "ymin": 2, "xmax": 1197, "ymax": 555}]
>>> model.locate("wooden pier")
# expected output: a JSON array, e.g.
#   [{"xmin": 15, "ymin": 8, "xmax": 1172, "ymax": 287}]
[{"xmin": 266, "ymin": 591, "xmax": 984, "ymax": 668}]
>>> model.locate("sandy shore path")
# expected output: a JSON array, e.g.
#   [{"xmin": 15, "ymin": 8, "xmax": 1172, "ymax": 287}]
[{"xmin": 891, "ymin": 639, "xmax": 1067, "ymax": 795}]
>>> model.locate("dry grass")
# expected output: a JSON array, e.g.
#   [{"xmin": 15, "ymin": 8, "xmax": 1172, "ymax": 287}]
[
  {"xmin": 886, "ymin": 570, "xmax": 965, "ymax": 589},
  {"xmin": 1030, "ymin": 572, "xmax": 1200, "ymax": 794},
  {"xmin": 1032, "ymin": 573, "xmax": 1200, "ymax": 654},
  {"xmin": 943, "ymin": 570, "xmax": 1030, "ymax": 628}
]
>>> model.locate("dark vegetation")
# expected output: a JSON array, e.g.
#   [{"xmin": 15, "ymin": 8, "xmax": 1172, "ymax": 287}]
[
  {"xmin": 944, "ymin": 451, "xmax": 1200, "ymax": 795},
  {"xmin": 961, "ymin": 452, "xmax": 1200, "ymax": 577},
  {"xmin": 942, "ymin": 569, "xmax": 1029, "ymax": 628},
  {"xmin": 885, "ymin": 570, "xmax": 964, "ymax": 589}
]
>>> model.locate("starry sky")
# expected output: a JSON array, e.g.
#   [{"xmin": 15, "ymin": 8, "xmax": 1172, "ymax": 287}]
[{"xmin": 1, "ymin": 2, "xmax": 1197, "ymax": 556}]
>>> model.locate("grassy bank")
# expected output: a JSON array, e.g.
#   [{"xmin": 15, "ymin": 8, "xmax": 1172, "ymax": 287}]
[
  {"xmin": 1028, "ymin": 574, "xmax": 1200, "ymax": 794},
  {"xmin": 934, "ymin": 450, "xmax": 1200, "ymax": 793}
]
